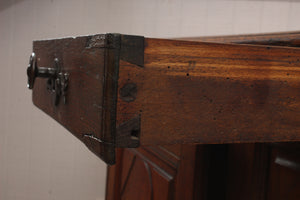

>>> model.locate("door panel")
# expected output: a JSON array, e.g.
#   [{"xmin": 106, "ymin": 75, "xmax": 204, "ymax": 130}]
[{"xmin": 106, "ymin": 145, "xmax": 201, "ymax": 200}]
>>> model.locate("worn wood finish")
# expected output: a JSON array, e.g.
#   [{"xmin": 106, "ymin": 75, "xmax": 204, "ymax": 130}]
[
  {"xmin": 31, "ymin": 32, "xmax": 300, "ymax": 166},
  {"xmin": 31, "ymin": 34, "xmax": 145, "ymax": 164},
  {"xmin": 106, "ymin": 32, "xmax": 300, "ymax": 200},
  {"xmin": 117, "ymin": 38, "xmax": 300, "ymax": 145},
  {"xmin": 32, "ymin": 34, "xmax": 119, "ymax": 164},
  {"xmin": 194, "ymin": 32, "xmax": 300, "ymax": 200}
]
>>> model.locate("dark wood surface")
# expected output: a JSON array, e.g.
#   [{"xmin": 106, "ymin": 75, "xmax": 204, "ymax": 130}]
[
  {"xmin": 31, "ymin": 32, "xmax": 300, "ymax": 165},
  {"xmin": 178, "ymin": 31, "xmax": 300, "ymax": 47},
  {"xmin": 31, "ymin": 34, "xmax": 145, "ymax": 164},
  {"xmin": 29, "ymin": 30, "xmax": 300, "ymax": 199},
  {"xmin": 117, "ymin": 37, "xmax": 300, "ymax": 145},
  {"xmin": 267, "ymin": 143, "xmax": 300, "ymax": 200},
  {"xmin": 106, "ymin": 32, "xmax": 300, "ymax": 200},
  {"xmin": 107, "ymin": 143, "xmax": 300, "ymax": 200},
  {"xmin": 32, "ymin": 34, "xmax": 117, "ymax": 164}
]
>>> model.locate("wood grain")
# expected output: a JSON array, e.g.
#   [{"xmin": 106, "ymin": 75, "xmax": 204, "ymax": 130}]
[
  {"xmin": 31, "ymin": 32, "xmax": 300, "ymax": 166},
  {"xmin": 105, "ymin": 144, "xmax": 202, "ymax": 200},
  {"xmin": 178, "ymin": 31, "xmax": 300, "ymax": 47},
  {"xmin": 117, "ymin": 38, "xmax": 300, "ymax": 145},
  {"xmin": 32, "ymin": 34, "xmax": 117, "ymax": 164},
  {"xmin": 107, "ymin": 32, "xmax": 300, "ymax": 200}
]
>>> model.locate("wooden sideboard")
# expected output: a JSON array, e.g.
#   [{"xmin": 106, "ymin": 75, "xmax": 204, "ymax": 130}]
[
  {"xmin": 27, "ymin": 32, "xmax": 300, "ymax": 199},
  {"xmin": 106, "ymin": 32, "xmax": 300, "ymax": 200}
]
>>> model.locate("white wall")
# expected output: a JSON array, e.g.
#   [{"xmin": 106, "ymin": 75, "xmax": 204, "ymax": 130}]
[{"xmin": 0, "ymin": 0, "xmax": 299, "ymax": 199}]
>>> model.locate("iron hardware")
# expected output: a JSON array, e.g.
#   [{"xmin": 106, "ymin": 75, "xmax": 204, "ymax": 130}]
[{"xmin": 27, "ymin": 52, "xmax": 69, "ymax": 105}]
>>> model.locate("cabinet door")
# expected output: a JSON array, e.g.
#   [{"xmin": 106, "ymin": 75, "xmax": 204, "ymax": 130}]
[{"xmin": 106, "ymin": 145, "xmax": 205, "ymax": 200}]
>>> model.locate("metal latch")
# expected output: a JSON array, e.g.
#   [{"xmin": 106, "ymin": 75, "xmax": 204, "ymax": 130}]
[{"xmin": 27, "ymin": 53, "xmax": 69, "ymax": 105}]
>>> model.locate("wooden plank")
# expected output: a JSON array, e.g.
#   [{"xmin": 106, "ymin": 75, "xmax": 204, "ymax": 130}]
[
  {"xmin": 32, "ymin": 34, "xmax": 120, "ymax": 164},
  {"xmin": 177, "ymin": 31, "xmax": 300, "ymax": 47},
  {"xmin": 116, "ymin": 38, "xmax": 300, "ymax": 145}
]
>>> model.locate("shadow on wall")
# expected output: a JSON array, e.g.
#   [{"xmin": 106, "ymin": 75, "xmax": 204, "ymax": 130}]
[{"xmin": 0, "ymin": 0, "xmax": 25, "ymax": 11}]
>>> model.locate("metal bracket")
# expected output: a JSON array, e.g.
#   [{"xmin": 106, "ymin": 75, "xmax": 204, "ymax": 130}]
[{"xmin": 27, "ymin": 53, "xmax": 69, "ymax": 106}]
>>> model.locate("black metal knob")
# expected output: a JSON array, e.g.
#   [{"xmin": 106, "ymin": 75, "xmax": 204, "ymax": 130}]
[
  {"xmin": 27, "ymin": 53, "xmax": 57, "ymax": 89},
  {"xmin": 27, "ymin": 52, "xmax": 69, "ymax": 106}
]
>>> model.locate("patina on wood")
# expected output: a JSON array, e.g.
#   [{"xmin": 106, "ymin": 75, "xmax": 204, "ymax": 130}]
[
  {"xmin": 31, "ymin": 34, "xmax": 144, "ymax": 164},
  {"xmin": 106, "ymin": 32, "xmax": 300, "ymax": 200},
  {"xmin": 117, "ymin": 35, "xmax": 300, "ymax": 145},
  {"xmin": 30, "ymin": 32, "xmax": 300, "ymax": 165}
]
